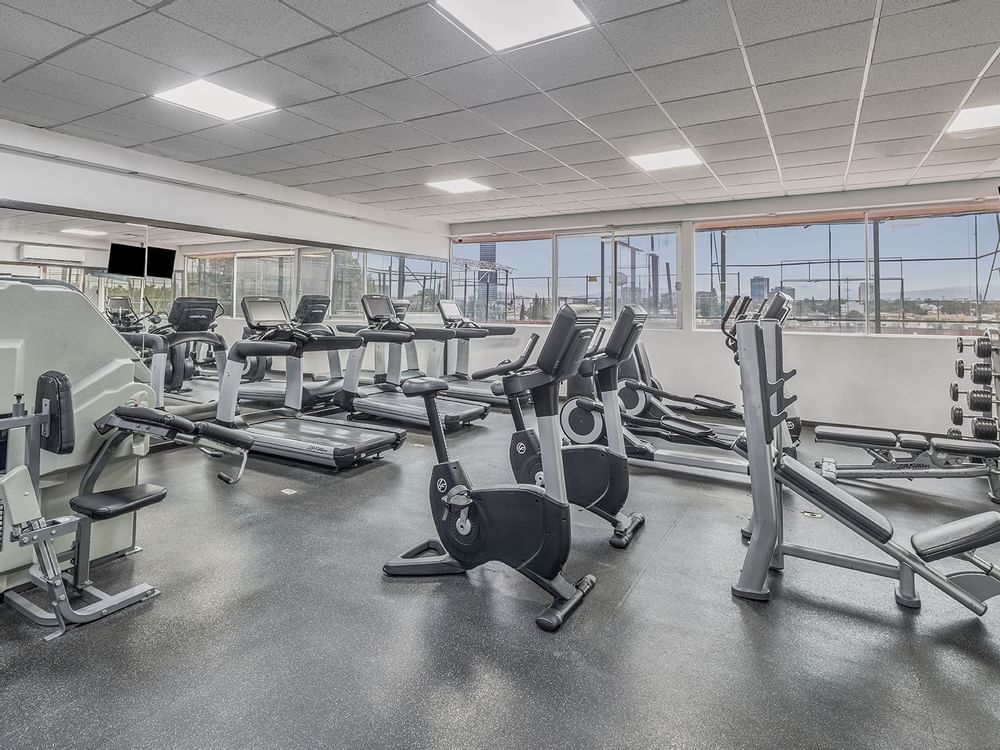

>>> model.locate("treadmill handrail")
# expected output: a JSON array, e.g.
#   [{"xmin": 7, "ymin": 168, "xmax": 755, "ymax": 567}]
[
  {"xmin": 164, "ymin": 330, "xmax": 228, "ymax": 350},
  {"xmin": 408, "ymin": 327, "xmax": 457, "ymax": 342},
  {"xmin": 228, "ymin": 340, "xmax": 298, "ymax": 363},
  {"xmin": 358, "ymin": 329, "xmax": 415, "ymax": 344}
]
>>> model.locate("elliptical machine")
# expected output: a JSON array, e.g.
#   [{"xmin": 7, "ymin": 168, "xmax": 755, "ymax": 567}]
[
  {"xmin": 384, "ymin": 304, "xmax": 601, "ymax": 632},
  {"xmin": 508, "ymin": 305, "xmax": 648, "ymax": 548}
]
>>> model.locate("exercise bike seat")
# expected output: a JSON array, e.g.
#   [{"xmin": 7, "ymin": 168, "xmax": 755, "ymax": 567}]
[{"xmin": 402, "ymin": 377, "xmax": 450, "ymax": 398}]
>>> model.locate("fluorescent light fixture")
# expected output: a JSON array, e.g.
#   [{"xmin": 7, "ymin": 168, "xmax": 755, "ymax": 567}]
[
  {"xmin": 946, "ymin": 104, "xmax": 1000, "ymax": 133},
  {"xmin": 60, "ymin": 228, "xmax": 108, "ymax": 237},
  {"xmin": 437, "ymin": 0, "xmax": 590, "ymax": 51},
  {"xmin": 427, "ymin": 178, "xmax": 491, "ymax": 194},
  {"xmin": 154, "ymin": 80, "xmax": 275, "ymax": 121},
  {"xmin": 629, "ymin": 147, "xmax": 703, "ymax": 172}
]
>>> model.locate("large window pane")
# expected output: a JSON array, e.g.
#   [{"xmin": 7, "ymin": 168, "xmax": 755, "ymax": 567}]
[
  {"xmin": 452, "ymin": 239, "xmax": 553, "ymax": 323},
  {"xmin": 332, "ymin": 248, "xmax": 364, "ymax": 318},
  {"xmin": 185, "ymin": 255, "xmax": 235, "ymax": 315},
  {"xmin": 398, "ymin": 256, "xmax": 448, "ymax": 321},
  {"xmin": 614, "ymin": 231, "xmax": 679, "ymax": 329},
  {"xmin": 234, "ymin": 254, "xmax": 295, "ymax": 315},
  {"xmin": 298, "ymin": 249, "xmax": 333, "ymax": 310},
  {"xmin": 556, "ymin": 234, "xmax": 613, "ymax": 318},
  {"xmin": 695, "ymin": 223, "xmax": 868, "ymax": 333}
]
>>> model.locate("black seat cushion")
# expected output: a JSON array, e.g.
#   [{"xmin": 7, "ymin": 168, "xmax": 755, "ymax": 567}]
[
  {"xmin": 930, "ymin": 438, "xmax": 1000, "ymax": 459},
  {"xmin": 897, "ymin": 433, "xmax": 930, "ymax": 451},
  {"xmin": 814, "ymin": 425, "xmax": 898, "ymax": 448},
  {"xmin": 911, "ymin": 511, "xmax": 1000, "ymax": 562},
  {"xmin": 401, "ymin": 377, "xmax": 449, "ymax": 397},
  {"xmin": 70, "ymin": 484, "xmax": 167, "ymax": 520},
  {"xmin": 775, "ymin": 456, "xmax": 894, "ymax": 543}
]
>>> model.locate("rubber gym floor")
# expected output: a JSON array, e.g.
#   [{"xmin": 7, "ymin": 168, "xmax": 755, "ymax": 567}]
[{"xmin": 1, "ymin": 415, "xmax": 999, "ymax": 750}]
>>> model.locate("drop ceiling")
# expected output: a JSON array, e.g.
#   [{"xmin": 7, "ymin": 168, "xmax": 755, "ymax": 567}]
[{"xmin": 0, "ymin": 0, "xmax": 999, "ymax": 226}]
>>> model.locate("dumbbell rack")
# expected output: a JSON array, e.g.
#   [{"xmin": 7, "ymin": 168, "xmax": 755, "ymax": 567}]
[{"xmin": 952, "ymin": 328, "xmax": 1000, "ymax": 441}]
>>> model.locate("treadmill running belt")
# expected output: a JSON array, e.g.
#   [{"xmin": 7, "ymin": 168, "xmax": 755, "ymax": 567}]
[{"xmin": 247, "ymin": 417, "xmax": 402, "ymax": 468}]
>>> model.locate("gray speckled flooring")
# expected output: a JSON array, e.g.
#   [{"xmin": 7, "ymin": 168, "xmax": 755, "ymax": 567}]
[{"xmin": 2, "ymin": 415, "xmax": 1000, "ymax": 750}]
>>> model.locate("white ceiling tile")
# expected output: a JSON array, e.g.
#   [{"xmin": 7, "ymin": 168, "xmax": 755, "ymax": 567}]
[
  {"xmin": 547, "ymin": 141, "xmax": 621, "ymax": 164},
  {"xmin": 874, "ymin": 0, "xmax": 1000, "ymax": 63},
  {"xmin": 407, "ymin": 111, "xmax": 501, "ymax": 141},
  {"xmin": 453, "ymin": 133, "xmax": 533, "ymax": 158},
  {"xmin": 7, "ymin": 64, "xmax": 142, "ymax": 109},
  {"xmin": 416, "ymin": 56, "xmax": 536, "ymax": 108},
  {"xmin": 637, "ymin": 49, "xmax": 749, "ymax": 103},
  {"xmin": 710, "ymin": 155, "xmax": 778, "ymax": 175},
  {"xmin": 552, "ymin": 180, "xmax": 604, "ymax": 194},
  {"xmin": 654, "ymin": 166, "xmax": 715, "ymax": 184},
  {"xmin": 777, "ymin": 146, "xmax": 850, "ymax": 168},
  {"xmin": 2, "ymin": 0, "xmax": 146, "ymax": 34},
  {"xmin": 547, "ymin": 74, "xmax": 653, "ymax": 119},
  {"xmin": 0, "ymin": 50, "xmax": 34, "ymax": 79},
  {"xmin": 397, "ymin": 143, "xmax": 477, "ymax": 165},
  {"xmin": 271, "ymin": 37, "xmax": 402, "ymax": 94},
  {"xmin": 238, "ymin": 111, "xmax": 336, "ymax": 142},
  {"xmin": 69, "ymin": 111, "xmax": 181, "ymax": 142},
  {"xmin": 608, "ymin": 130, "xmax": 688, "ymax": 154},
  {"xmin": 161, "ymin": 0, "xmax": 329, "ymax": 56},
  {"xmin": 45, "ymin": 39, "xmax": 190, "ymax": 95},
  {"xmin": 615, "ymin": 183, "xmax": 674, "ymax": 197},
  {"xmin": 850, "ymin": 136, "xmax": 935, "ymax": 158},
  {"xmin": 782, "ymin": 175, "xmax": 845, "ymax": 191},
  {"xmin": 476, "ymin": 173, "xmax": 535, "ymax": 188},
  {"xmin": 352, "ymin": 123, "xmax": 441, "ymax": 150},
  {"xmin": 865, "ymin": 44, "xmax": 995, "ymax": 96},
  {"xmin": 256, "ymin": 142, "xmax": 351, "ymax": 166},
  {"xmin": 849, "ymin": 154, "xmax": 924, "ymax": 172},
  {"xmin": 597, "ymin": 172, "xmax": 657, "ymax": 188},
  {"xmin": 196, "ymin": 123, "xmax": 288, "ymax": 151},
  {"xmin": 142, "ymin": 134, "xmax": 242, "ymax": 161},
  {"xmin": 573, "ymin": 158, "xmax": 641, "ymax": 178},
  {"xmin": 759, "ymin": 69, "xmax": 864, "ymax": 112},
  {"xmin": 472, "ymin": 93, "xmax": 571, "ymax": 132},
  {"xmin": 861, "ymin": 82, "xmax": 968, "ymax": 122},
  {"xmin": 51, "ymin": 123, "xmax": 140, "ymax": 148},
  {"xmin": 696, "ymin": 138, "xmax": 773, "ymax": 161},
  {"xmin": 99, "ymin": 13, "xmax": 254, "ymax": 75},
  {"xmin": 916, "ymin": 161, "xmax": 996, "ymax": 178},
  {"xmin": 855, "ymin": 113, "xmax": 950, "ymax": 142},
  {"xmin": 684, "ymin": 115, "xmax": 766, "ymax": 145},
  {"xmin": 881, "ymin": 0, "xmax": 953, "ymax": 13},
  {"xmin": 344, "ymin": 5, "xmax": 486, "ymax": 76},
  {"xmin": 583, "ymin": 106, "xmax": 670, "ymax": 139},
  {"xmin": 728, "ymin": 183, "xmax": 783, "ymax": 196},
  {"xmin": 844, "ymin": 170, "xmax": 912, "ymax": 187},
  {"xmin": 358, "ymin": 172, "xmax": 418, "ymax": 188},
  {"xmin": 967, "ymin": 75, "xmax": 1000, "ymax": 108},
  {"xmin": 319, "ymin": 159, "xmax": 382, "ymax": 177},
  {"xmin": 515, "ymin": 121, "xmax": 595, "ymax": 149},
  {"xmin": 201, "ymin": 152, "xmax": 299, "ymax": 176},
  {"xmin": 501, "ymin": 184, "xmax": 558, "ymax": 197},
  {"xmin": 491, "ymin": 151, "xmax": 563, "ymax": 171},
  {"xmin": 665, "ymin": 88, "xmax": 759, "ymax": 126},
  {"xmin": 772, "ymin": 125, "xmax": 854, "ymax": 153},
  {"xmin": 307, "ymin": 178, "xmax": 382, "ymax": 196},
  {"xmin": 781, "ymin": 163, "xmax": 845, "ymax": 180},
  {"xmin": 767, "ymin": 101, "xmax": 858, "ymax": 135},
  {"xmin": 281, "ymin": 0, "xmax": 426, "ymax": 33},
  {"xmin": 0, "ymin": 5, "xmax": 82, "ymax": 59},
  {"xmin": 352, "ymin": 152, "xmax": 428, "ymax": 172},
  {"xmin": 109, "ymin": 97, "xmax": 221, "ymax": 132},
  {"xmin": 747, "ymin": 22, "xmax": 871, "ymax": 85},
  {"xmin": 435, "ymin": 159, "xmax": 507, "ymax": 178},
  {"xmin": 732, "ymin": 0, "xmax": 873, "ymax": 45},
  {"xmin": 289, "ymin": 96, "xmax": 392, "ymax": 131},
  {"xmin": 0, "ymin": 83, "xmax": 98, "ymax": 124},
  {"xmin": 602, "ymin": 0, "xmax": 738, "ymax": 70},
  {"xmin": 924, "ymin": 145, "xmax": 1000, "ymax": 166},
  {"xmin": 305, "ymin": 133, "xmax": 388, "ymax": 159},
  {"xmin": 502, "ymin": 28, "xmax": 626, "ymax": 90},
  {"xmin": 206, "ymin": 61, "xmax": 332, "ymax": 109},
  {"xmin": 394, "ymin": 165, "xmax": 464, "ymax": 182},
  {"xmin": 351, "ymin": 79, "xmax": 459, "ymax": 120},
  {"xmin": 937, "ymin": 130, "xmax": 1000, "ymax": 151}
]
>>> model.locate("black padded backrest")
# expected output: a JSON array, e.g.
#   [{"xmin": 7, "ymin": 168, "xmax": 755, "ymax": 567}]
[
  {"xmin": 535, "ymin": 304, "xmax": 601, "ymax": 377},
  {"xmin": 361, "ymin": 295, "xmax": 398, "ymax": 323},
  {"xmin": 294, "ymin": 295, "xmax": 330, "ymax": 323},
  {"xmin": 35, "ymin": 371, "xmax": 74, "ymax": 455},
  {"xmin": 167, "ymin": 297, "xmax": 221, "ymax": 331},
  {"xmin": 602, "ymin": 305, "xmax": 647, "ymax": 363}
]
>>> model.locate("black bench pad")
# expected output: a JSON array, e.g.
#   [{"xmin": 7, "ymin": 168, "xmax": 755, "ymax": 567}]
[
  {"xmin": 70, "ymin": 484, "xmax": 167, "ymax": 520},
  {"xmin": 911, "ymin": 511, "xmax": 1000, "ymax": 562},
  {"xmin": 897, "ymin": 433, "xmax": 930, "ymax": 451},
  {"xmin": 930, "ymin": 438, "xmax": 1000, "ymax": 459},
  {"xmin": 775, "ymin": 456, "xmax": 894, "ymax": 543},
  {"xmin": 814, "ymin": 425, "xmax": 898, "ymax": 448}
]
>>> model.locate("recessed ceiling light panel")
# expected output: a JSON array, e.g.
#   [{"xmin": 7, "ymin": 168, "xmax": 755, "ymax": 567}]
[
  {"xmin": 946, "ymin": 104, "xmax": 1000, "ymax": 133},
  {"xmin": 427, "ymin": 179, "xmax": 491, "ymax": 194},
  {"xmin": 60, "ymin": 228, "xmax": 108, "ymax": 236},
  {"xmin": 629, "ymin": 147, "xmax": 703, "ymax": 172},
  {"xmin": 437, "ymin": 0, "xmax": 590, "ymax": 51},
  {"xmin": 154, "ymin": 80, "xmax": 276, "ymax": 121}
]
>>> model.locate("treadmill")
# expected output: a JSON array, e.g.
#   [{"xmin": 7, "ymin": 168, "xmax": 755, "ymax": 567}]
[
  {"xmin": 433, "ymin": 299, "xmax": 540, "ymax": 406},
  {"xmin": 336, "ymin": 295, "xmax": 490, "ymax": 430},
  {"xmin": 216, "ymin": 328, "xmax": 406, "ymax": 469}
]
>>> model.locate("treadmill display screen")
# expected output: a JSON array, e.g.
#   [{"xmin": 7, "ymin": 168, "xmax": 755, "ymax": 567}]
[
  {"xmin": 438, "ymin": 300, "xmax": 464, "ymax": 322},
  {"xmin": 245, "ymin": 298, "xmax": 289, "ymax": 327},
  {"xmin": 363, "ymin": 295, "xmax": 395, "ymax": 322}
]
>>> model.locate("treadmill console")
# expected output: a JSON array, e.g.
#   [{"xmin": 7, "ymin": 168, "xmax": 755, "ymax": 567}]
[
  {"xmin": 361, "ymin": 294, "xmax": 399, "ymax": 324},
  {"xmin": 242, "ymin": 296, "xmax": 291, "ymax": 329},
  {"xmin": 437, "ymin": 299, "xmax": 466, "ymax": 324},
  {"xmin": 167, "ymin": 296, "xmax": 222, "ymax": 332},
  {"xmin": 293, "ymin": 295, "xmax": 330, "ymax": 324}
]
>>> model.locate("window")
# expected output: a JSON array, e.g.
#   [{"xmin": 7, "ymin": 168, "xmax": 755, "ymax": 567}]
[
  {"xmin": 298, "ymin": 249, "xmax": 333, "ymax": 311},
  {"xmin": 452, "ymin": 239, "xmax": 553, "ymax": 323},
  {"xmin": 143, "ymin": 272, "xmax": 183, "ymax": 315},
  {"xmin": 185, "ymin": 254, "xmax": 235, "ymax": 315},
  {"xmin": 234, "ymin": 253, "xmax": 295, "ymax": 315},
  {"xmin": 695, "ymin": 222, "xmax": 868, "ymax": 333},
  {"xmin": 331, "ymin": 248, "xmax": 364, "ymax": 318},
  {"xmin": 613, "ymin": 230, "xmax": 679, "ymax": 329},
  {"xmin": 555, "ymin": 234, "xmax": 613, "ymax": 318}
]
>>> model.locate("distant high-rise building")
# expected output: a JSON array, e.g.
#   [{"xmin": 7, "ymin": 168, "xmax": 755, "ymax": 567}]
[{"xmin": 751, "ymin": 276, "xmax": 770, "ymax": 302}]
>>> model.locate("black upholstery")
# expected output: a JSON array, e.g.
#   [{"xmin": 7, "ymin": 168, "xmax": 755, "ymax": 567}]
[
  {"xmin": 897, "ymin": 433, "xmax": 930, "ymax": 451},
  {"xmin": 402, "ymin": 377, "xmax": 449, "ymax": 397},
  {"xmin": 775, "ymin": 456, "xmax": 894, "ymax": 543},
  {"xmin": 814, "ymin": 425, "xmax": 898, "ymax": 448},
  {"xmin": 36, "ymin": 370, "xmax": 75, "ymax": 455},
  {"xmin": 911, "ymin": 511, "xmax": 1000, "ymax": 562},
  {"xmin": 70, "ymin": 484, "xmax": 167, "ymax": 520},
  {"xmin": 115, "ymin": 406, "xmax": 197, "ymax": 434},
  {"xmin": 930, "ymin": 438, "xmax": 1000, "ymax": 459},
  {"xmin": 196, "ymin": 422, "xmax": 254, "ymax": 450}
]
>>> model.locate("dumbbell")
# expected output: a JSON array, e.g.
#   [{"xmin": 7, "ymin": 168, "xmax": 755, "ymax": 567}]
[
  {"xmin": 952, "ymin": 403, "xmax": 1000, "ymax": 427},
  {"xmin": 951, "ymin": 410, "xmax": 999, "ymax": 440},
  {"xmin": 966, "ymin": 388, "xmax": 1000, "ymax": 413},
  {"xmin": 955, "ymin": 359, "xmax": 994, "ymax": 385},
  {"xmin": 956, "ymin": 336, "xmax": 996, "ymax": 358},
  {"xmin": 946, "ymin": 428, "xmax": 964, "ymax": 439}
]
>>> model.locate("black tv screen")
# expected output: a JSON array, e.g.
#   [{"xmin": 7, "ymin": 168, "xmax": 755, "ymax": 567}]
[
  {"xmin": 146, "ymin": 246, "xmax": 176, "ymax": 279},
  {"xmin": 106, "ymin": 243, "xmax": 146, "ymax": 277}
]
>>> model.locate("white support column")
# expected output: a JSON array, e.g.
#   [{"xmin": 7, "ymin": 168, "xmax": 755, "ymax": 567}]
[{"xmin": 677, "ymin": 220, "xmax": 697, "ymax": 331}]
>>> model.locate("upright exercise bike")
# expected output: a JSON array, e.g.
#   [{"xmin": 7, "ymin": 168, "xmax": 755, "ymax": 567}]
[
  {"xmin": 507, "ymin": 305, "xmax": 648, "ymax": 548},
  {"xmin": 384, "ymin": 304, "xmax": 601, "ymax": 632}
]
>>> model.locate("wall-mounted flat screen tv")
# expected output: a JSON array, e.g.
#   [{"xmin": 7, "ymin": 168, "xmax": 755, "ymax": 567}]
[
  {"xmin": 145, "ymin": 246, "xmax": 176, "ymax": 279},
  {"xmin": 106, "ymin": 243, "xmax": 145, "ymax": 277}
]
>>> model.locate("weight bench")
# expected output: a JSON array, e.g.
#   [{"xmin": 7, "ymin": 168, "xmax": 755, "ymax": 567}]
[
  {"xmin": 814, "ymin": 424, "xmax": 1000, "ymax": 502},
  {"xmin": 1, "ymin": 465, "xmax": 165, "ymax": 640}
]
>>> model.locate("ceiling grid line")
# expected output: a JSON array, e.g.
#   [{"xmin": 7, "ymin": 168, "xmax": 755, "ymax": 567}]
[{"xmin": 842, "ymin": 0, "xmax": 884, "ymax": 190}]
